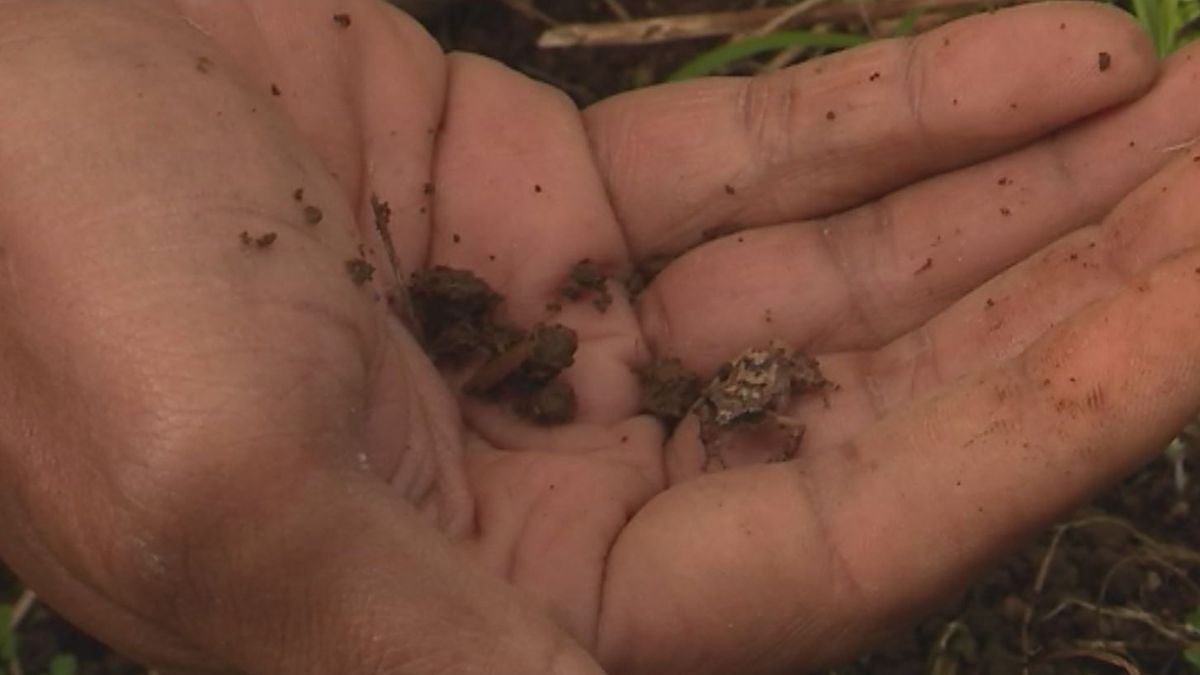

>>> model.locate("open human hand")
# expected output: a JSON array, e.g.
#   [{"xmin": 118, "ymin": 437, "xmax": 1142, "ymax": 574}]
[{"xmin": 2, "ymin": 1, "xmax": 1200, "ymax": 674}]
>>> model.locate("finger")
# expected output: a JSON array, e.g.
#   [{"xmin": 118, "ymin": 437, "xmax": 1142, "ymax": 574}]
[
  {"xmin": 431, "ymin": 54, "xmax": 648, "ymax": 433},
  {"xmin": 585, "ymin": 1, "xmax": 1156, "ymax": 258},
  {"xmin": 662, "ymin": 135, "xmax": 1200, "ymax": 478},
  {"xmin": 597, "ymin": 239, "xmax": 1200, "ymax": 675},
  {"xmin": 640, "ymin": 40, "xmax": 1200, "ymax": 370},
  {"xmin": 175, "ymin": 0, "xmax": 446, "ymax": 288}
]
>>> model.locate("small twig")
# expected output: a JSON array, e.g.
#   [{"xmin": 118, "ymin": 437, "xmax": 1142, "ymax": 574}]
[
  {"xmin": 538, "ymin": 0, "xmax": 1034, "ymax": 48},
  {"xmin": 7, "ymin": 590, "xmax": 35, "ymax": 631},
  {"xmin": 1097, "ymin": 552, "xmax": 1200, "ymax": 605},
  {"xmin": 499, "ymin": 0, "xmax": 558, "ymax": 27},
  {"xmin": 601, "ymin": 0, "xmax": 631, "ymax": 21},
  {"xmin": 1040, "ymin": 597, "xmax": 1199, "ymax": 644},
  {"xmin": 751, "ymin": 0, "xmax": 834, "ymax": 36},
  {"xmin": 1037, "ymin": 647, "xmax": 1143, "ymax": 675}
]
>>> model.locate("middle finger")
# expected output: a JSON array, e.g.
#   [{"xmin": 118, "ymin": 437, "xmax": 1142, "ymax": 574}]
[{"xmin": 642, "ymin": 43, "xmax": 1200, "ymax": 372}]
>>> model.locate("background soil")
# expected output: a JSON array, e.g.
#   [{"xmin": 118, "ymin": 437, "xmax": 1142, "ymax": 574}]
[{"xmin": 4, "ymin": 2, "xmax": 1199, "ymax": 674}]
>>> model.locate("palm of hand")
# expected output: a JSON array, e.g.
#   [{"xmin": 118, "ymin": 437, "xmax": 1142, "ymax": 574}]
[{"xmin": 7, "ymin": 1, "xmax": 1200, "ymax": 674}]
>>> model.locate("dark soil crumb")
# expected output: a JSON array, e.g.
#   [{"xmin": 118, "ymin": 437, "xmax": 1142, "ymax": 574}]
[
  {"xmin": 869, "ymin": 71, "xmax": 881, "ymax": 81},
  {"xmin": 345, "ymin": 258, "xmax": 375, "ymax": 286},
  {"xmin": 825, "ymin": 110, "xmax": 837, "ymax": 120},
  {"xmin": 534, "ymin": 184, "xmax": 543, "ymax": 193},
  {"xmin": 998, "ymin": 177, "xmax": 1012, "ymax": 186},
  {"xmin": 463, "ymin": 322, "xmax": 580, "ymax": 424},
  {"xmin": 1000, "ymin": 206, "xmax": 1011, "ymax": 216},
  {"xmin": 238, "ymin": 231, "xmax": 277, "ymax": 249},
  {"xmin": 639, "ymin": 357, "xmax": 703, "ymax": 425},
  {"xmin": 453, "ymin": 234, "xmax": 461, "ymax": 244},
  {"xmin": 293, "ymin": 187, "xmax": 304, "ymax": 201},
  {"xmin": 464, "ymin": 322, "xmax": 577, "ymax": 393},
  {"xmin": 271, "ymin": 83, "xmax": 282, "ymax": 96},
  {"xmin": 333, "ymin": 13, "xmax": 352, "ymax": 27},
  {"xmin": 304, "ymin": 205, "xmax": 324, "ymax": 225},
  {"xmin": 724, "ymin": 184, "xmax": 737, "ymax": 195},
  {"xmin": 561, "ymin": 259, "xmax": 613, "ymax": 312},
  {"xmin": 423, "ymin": 182, "xmax": 435, "ymax": 196},
  {"xmin": 410, "ymin": 266, "xmax": 504, "ymax": 364},
  {"xmin": 1098, "ymin": 51, "xmax": 1112, "ymax": 71},
  {"xmin": 196, "ymin": 56, "xmax": 214, "ymax": 74},
  {"xmin": 915, "ymin": 257, "xmax": 933, "ymax": 274},
  {"xmin": 514, "ymin": 379, "xmax": 578, "ymax": 425}
]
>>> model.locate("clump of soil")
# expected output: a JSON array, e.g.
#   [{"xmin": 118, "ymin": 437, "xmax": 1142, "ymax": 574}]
[
  {"xmin": 345, "ymin": 258, "xmax": 376, "ymax": 286},
  {"xmin": 410, "ymin": 266, "xmax": 505, "ymax": 364},
  {"xmin": 561, "ymin": 259, "xmax": 613, "ymax": 312},
  {"xmin": 514, "ymin": 379, "xmax": 578, "ymax": 425},
  {"xmin": 410, "ymin": 266, "xmax": 579, "ymax": 424},
  {"xmin": 638, "ymin": 357, "xmax": 703, "ymax": 424}
]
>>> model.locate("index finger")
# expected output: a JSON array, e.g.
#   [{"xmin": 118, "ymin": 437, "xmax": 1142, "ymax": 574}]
[{"xmin": 585, "ymin": 1, "xmax": 1156, "ymax": 257}]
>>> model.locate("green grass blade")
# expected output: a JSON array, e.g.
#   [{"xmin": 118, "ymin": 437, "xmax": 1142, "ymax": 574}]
[
  {"xmin": 667, "ymin": 31, "xmax": 870, "ymax": 81},
  {"xmin": 0, "ymin": 603, "xmax": 16, "ymax": 663},
  {"xmin": 1185, "ymin": 645, "xmax": 1200, "ymax": 670},
  {"xmin": 47, "ymin": 653, "xmax": 79, "ymax": 675},
  {"xmin": 892, "ymin": 8, "xmax": 926, "ymax": 37}
]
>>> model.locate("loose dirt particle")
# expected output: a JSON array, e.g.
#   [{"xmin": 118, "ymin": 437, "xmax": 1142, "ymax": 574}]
[
  {"xmin": 724, "ymin": 184, "xmax": 737, "ymax": 195},
  {"xmin": 333, "ymin": 13, "xmax": 352, "ymax": 27},
  {"xmin": 196, "ymin": 56, "xmax": 214, "ymax": 74},
  {"xmin": 453, "ymin": 234, "xmax": 461, "ymax": 244},
  {"xmin": 534, "ymin": 184, "xmax": 543, "ymax": 193},
  {"xmin": 915, "ymin": 257, "xmax": 934, "ymax": 274},
  {"xmin": 1099, "ymin": 52, "xmax": 1112, "ymax": 72},
  {"xmin": 515, "ymin": 380, "xmax": 577, "ymax": 425},
  {"xmin": 255, "ymin": 232, "xmax": 277, "ymax": 249},
  {"xmin": 304, "ymin": 205, "xmax": 323, "ymax": 225},
  {"xmin": 345, "ymin": 258, "xmax": 375, "ymax": 286},
  {"xmin": 239, "ymin": 231, "xmax": 253, "ymax": 246},
  {"xmin": 423, "ymin": 182, "xmax": 435, "ymax": 196},
  {"xmin": 869, "ymin": 72, "xmax": 881, "ymax": 82},
  {"xmin": 986, "ymin": 298, "xmax": 995, "ymax": 308},
  {"xmin": 561, "ymin": 259, "xmax": 613, "ymax": 312},
  {"xmin": 998, "ymin": 177, "xmax": 1012, "ymax": 186},
  {"xmin": 293, "ymin": 187, "xmax": 304, "ymax": 202},
  {"xmin": 639, "ymin": 358, "xmax": 702, "ymax": 425},
  {"xmin": 1000, "ymin": 206, "xmax": 1011, "ymax": 216},
  {"xmin": 825, "ymin": 110, "xmax": 837, "ymax": 120},
  {"xmin": 271, "ymin": 83, "xmax": 282, "ymax": 96}
]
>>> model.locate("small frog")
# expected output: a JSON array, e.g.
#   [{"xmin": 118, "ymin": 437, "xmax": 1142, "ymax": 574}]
[{"xmin": 691, "ymin": 341, "xmax": 828, "ymax": 471}]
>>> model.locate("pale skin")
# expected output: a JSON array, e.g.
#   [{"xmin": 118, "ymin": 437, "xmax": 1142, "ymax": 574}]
[{"xmin": 3, "ymin": 1, "xmax": 1200, "ymax": 674}]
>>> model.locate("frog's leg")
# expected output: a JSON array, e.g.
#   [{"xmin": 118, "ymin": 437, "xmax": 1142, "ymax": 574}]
[
  {"xmin": 766, "ymin": 412, "xmax": 807, "ymax": 463},
  {"xmin": 699, "ymin": 419, "xmax": 729, "ymax": 472}
]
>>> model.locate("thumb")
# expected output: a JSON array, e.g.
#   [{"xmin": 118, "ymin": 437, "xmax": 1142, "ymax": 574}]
[{"xmin": 171, "ymin": 470, "xmax": 606, "ymax": 675}]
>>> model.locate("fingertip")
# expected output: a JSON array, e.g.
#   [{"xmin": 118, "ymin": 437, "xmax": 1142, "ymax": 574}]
[{"xmin": 635, "ymin": 284, "xmax": 672, "ymax": 357}]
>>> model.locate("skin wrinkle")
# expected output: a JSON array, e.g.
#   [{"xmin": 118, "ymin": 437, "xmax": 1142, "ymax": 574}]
[
  {"xmin": 899, "ymin": 36, "xmax": 935, "ymax": 170},
  {"xmin": 819, "ymin": 199, "xmax": 892, "ymax": 348}
]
